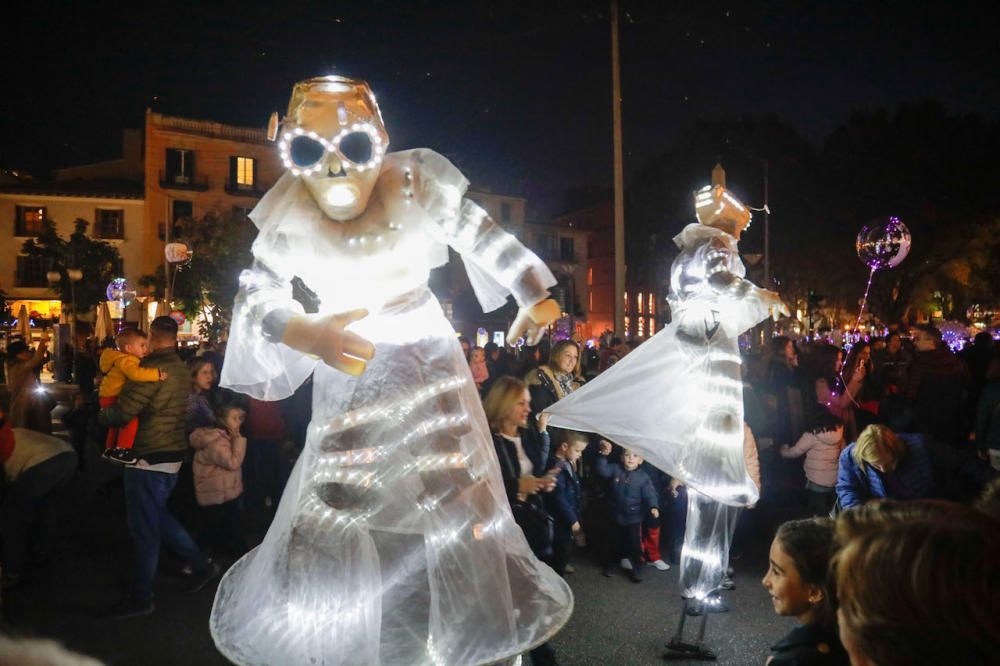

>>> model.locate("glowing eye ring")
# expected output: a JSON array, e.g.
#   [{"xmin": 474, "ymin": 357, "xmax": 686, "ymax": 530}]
[{"xmin": 279, "ymin": 124, "xmax": 387, "ymax": 174}]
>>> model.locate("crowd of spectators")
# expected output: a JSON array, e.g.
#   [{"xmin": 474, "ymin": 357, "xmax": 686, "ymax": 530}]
[{"xmin": 1, "ymin": 321, "xmax": 998, "ymax": 664}]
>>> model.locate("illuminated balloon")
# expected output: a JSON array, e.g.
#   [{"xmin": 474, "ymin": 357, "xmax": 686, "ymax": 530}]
[
  {"xmin": 106, "ymin": 277, "xmax": 136, "ymax": 306},
  {"xmin": 165, "ymin": 241, "xmax": 192, "ymax": 266},
  {"xmin": 856, "ymin": 216, "xmax": 911, "ymax": 269}
]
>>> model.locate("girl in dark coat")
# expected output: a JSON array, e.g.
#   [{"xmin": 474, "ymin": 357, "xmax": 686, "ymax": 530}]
[{"xmin": 762, "ymin": 518, "xmax": 848, "ymax": 665}]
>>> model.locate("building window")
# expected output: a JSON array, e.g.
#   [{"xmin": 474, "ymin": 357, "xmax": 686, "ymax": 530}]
[
  {"xmin": 559, "ymin": 237, "xmax": 575, "ymax": 262},
  {"xmin": 650, "ymin": 317, "xmax": 656, "ymax": 332},
  {"xmin": 587, "ymin": 267, "xmax": 593, "ymax": 286},
  {"xmin": 94, "ymin": 208, "xmax": 125, "ymax": 239},
  {"xmin": 232, "ymin": 205, "xmax": 253, "ymax": 221},
  {"xmin": 230, "ymin": 156, "xmax": 256, "ymax": 190},
  {"xmin": 159, "ymin": 200, "xmax": 192, "ymax": 240},
  {"xmin": 534, "ymin": 233, "xmax": 556, "ymax": 260},
  {"xmin": 172, "ymin": 200, "xmax": 193, "ymax": 223},
  {"xmin": 500, "ymin": 202, "xmax": 511, "ymax": 222},
  {"xmin": 165, "ymin": 148, "xmax": 194, "ymax": 184},
  {"xmin": 649, "ymin": 293, "xmax": 656, "ymax": 315},
  {"xmin": 624, "ymin": 316, "xmax": 630, "ymax": 339},
  {"xmin": 16, "ymin": 255, "xmax": 50, "ymax": 287},
  {"xmin": 637, "ymin": 291, "xmax": 644, "ymax": 315},
  {"xmin": 638, "ymin": 316, "xmax": 645, "ymax": 338},
  {"xmin": 15, "ymin": 205, "xmax": 46, "ymax": 236}
]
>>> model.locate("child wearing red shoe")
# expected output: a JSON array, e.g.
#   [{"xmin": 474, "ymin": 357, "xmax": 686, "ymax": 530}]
[{"xmin": 99, "ymin": 329, "xmax": 166, "ymax": 465}]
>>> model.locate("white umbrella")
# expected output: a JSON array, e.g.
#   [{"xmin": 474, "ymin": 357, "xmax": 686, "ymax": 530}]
[
  {"xmin": 95, "ymin": 302, "xmax": 114, "ymax": 342},
  {"xmin": 16, "ymin": 304, "xmax": 30, "ymax": 340}
]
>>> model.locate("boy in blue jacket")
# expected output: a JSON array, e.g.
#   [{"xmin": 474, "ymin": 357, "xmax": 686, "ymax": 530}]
[
  {"xmin": 596, "ymin": 440, "xmax": 659, "ymax": 582},
  {"xmin": 544, "ymin": 431, "xmax": 588, "ymax": 576}
]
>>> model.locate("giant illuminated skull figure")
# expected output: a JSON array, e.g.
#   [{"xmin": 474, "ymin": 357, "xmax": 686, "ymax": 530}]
[
  {"xmin": 545, "ymin": 165, "xmax": 787, "ymax": 657},
  {"xmin": 278, "ymin": 77, "xmax": 388, "ymax": 220},
  {"xmin": 212, "ymin": 76, "xmax": 570, "ymax": 666}
]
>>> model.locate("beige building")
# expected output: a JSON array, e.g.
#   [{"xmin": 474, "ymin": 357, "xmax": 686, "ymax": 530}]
[
  {"xmin": 0, "ymin": 184, "xmax": 144, "ymax": 320},
  {"xmin": 142, "ymin": 110, "xmax": 283, "ymax": 276}
]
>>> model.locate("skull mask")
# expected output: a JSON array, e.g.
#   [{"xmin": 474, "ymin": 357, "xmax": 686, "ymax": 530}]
[{"xmin": 278, "ymin": 76, "xmax": 389, "ymax": 221}]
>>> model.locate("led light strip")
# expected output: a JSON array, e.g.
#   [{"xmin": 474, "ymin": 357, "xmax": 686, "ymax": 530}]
[{"xmin": 278, "ymin": 123, "xmax": 387, "ymax": 176}]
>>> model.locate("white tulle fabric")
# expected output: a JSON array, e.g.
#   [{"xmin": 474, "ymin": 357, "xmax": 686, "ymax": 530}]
[
  {"xmin": 214, "ymin": 149, "xmax": 569, "ymax": 665},
  {"xmin": 545, "ymin": 223, "xmax": 768, "ymax": 598}
]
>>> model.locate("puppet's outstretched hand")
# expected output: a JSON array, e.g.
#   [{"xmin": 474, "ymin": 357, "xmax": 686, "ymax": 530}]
[
  {"xmin": 761, "ymin": 290, "xmax": 790, "ymax": 321},
  {"xmin": 508, "ymin": 298, "xmax": 560, "ymax": 346},
  {"xmin": 282, "ymin": 310, "xmax": 375, "ymax": 376}
]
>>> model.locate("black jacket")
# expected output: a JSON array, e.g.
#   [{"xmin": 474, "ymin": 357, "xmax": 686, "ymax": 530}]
[
  {"xmin": 491, "ymin": 428, "xmax": 550, "ymax": 506},
  {"xmin": 769, "ymin": 623, "xmax": 849, "ymax": 666}
]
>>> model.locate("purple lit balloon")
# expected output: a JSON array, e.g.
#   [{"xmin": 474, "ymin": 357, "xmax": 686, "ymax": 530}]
[
  {"xmin": 856, "ymin": 216, "xmax": 911, "ymax": 270},
  {"xmin": 106, "ymin": 277, "xmax": 136, "ymax": 306}
]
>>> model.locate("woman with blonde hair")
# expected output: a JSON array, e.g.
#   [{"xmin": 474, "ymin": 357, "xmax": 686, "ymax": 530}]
[
  {"xmin": 525, "ymin": 340, "xmax": 582, "ymax": 419},
  {"xmin": 833, "ymin": 499, "xmax": 1000, "ymax": 665},
  {"xmin": 483, "ymin": 377, "xmax": 556, "ymax": 514},
  {"xmin": 835, "ymin": 424, "xmax": 933, "ymax": 510},
  {"xmin": 482, "ymin": 376, "xmax": 560, "ymax": 666}
]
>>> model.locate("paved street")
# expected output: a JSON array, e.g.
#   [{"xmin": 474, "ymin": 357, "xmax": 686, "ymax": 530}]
[{"xmin": 2, "ymin": 389, "xmax": 806, "ymax": 665}]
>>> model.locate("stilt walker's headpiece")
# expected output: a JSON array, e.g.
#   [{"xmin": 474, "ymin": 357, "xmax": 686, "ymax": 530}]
[{"xmin": 693, "ymin": 164, "xmax": 751, "ymax": 240}]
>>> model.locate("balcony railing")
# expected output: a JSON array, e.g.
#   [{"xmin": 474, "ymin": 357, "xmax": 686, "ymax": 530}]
[
  {"xmin": 224, "ymin": 178, "xmax": 269, "ymax": 197},
  {"xmin": 159, "ymin": 170, "xmax": 209, "ymax": 191}
]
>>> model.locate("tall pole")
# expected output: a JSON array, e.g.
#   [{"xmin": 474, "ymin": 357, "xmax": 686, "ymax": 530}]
[
  {"xmin": 763, "ymin": 159, "xmax": 770, "ymax": 288},
  {"xmin": 164, "ymin": 195, "xmax": 172, "ymax": 307},
  {"xmin": 611, "ymin": 0, "xmax": 626, "ymax": 338}
]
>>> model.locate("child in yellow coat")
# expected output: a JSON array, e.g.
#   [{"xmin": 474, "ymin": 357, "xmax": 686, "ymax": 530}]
[{"xmin": 98, "ymin": 328, "xmax": 166, "ymax": 465}]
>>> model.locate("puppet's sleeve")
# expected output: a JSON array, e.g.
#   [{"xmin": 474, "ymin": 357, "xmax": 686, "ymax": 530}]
[
  {"xmin": 220, "ymin": 254, "xmax": 317, "ymax": 401},
  {"xmin": 703, "ymin": 237, "xmax": 774, "ymax": 335},
  {"xmin": 409, "ymin": 149, "xmax": 556, "ymax": 312}
]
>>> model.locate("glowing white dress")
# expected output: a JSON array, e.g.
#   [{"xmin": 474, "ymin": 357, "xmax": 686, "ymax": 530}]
[
  {"xmin": 545, "ymin": 223, "xmax": 769, "ymax": 598},
  {"xmin": 214, "ymin": 148, "xmax": 572, "ymax": 665}
]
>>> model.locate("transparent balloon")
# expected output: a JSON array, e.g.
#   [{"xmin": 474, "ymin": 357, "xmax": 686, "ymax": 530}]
[
  {"xmin": 856, "ymin": 216, "xmax": 911, "ymax": 269},
  {"xmin": 165, "ymin": 241, "xmax": 193, "ymax": 267},
  {"xmin": 106, "ymin": 277, "xmax": 136, "ymax": 307}
]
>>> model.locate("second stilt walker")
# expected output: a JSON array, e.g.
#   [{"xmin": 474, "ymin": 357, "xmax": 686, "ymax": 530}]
[{"xmin": 544, "ymin": 165, "xmax": 788, "ymax": 659}]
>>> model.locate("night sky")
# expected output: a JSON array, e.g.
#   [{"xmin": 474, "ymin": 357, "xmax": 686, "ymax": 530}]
[{"xmin": 4, "ymin": 1, "xmax": 998, "ymax": 218}]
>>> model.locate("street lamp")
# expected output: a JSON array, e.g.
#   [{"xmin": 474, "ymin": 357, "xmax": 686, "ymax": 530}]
[{"xmin": 47, "ymin": 268, "xmax": 83, "ymax": 382}]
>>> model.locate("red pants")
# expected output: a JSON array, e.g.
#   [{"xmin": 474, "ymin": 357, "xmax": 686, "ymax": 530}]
[
  {"xmin": 99, "ymin": 395, "xmax": 139, "ymax": 449},
  {"xmin": 641, "ymin": 524, "xmax": 662, "ymax": 563}
]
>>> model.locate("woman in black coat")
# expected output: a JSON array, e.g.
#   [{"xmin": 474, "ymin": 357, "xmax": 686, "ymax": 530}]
[{"xmin": 482, "ymin": 375, "xmax": 559, "ymax": 666}]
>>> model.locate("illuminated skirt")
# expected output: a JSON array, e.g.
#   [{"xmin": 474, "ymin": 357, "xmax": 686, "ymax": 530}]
[{"xmin": 210, "ymin": 289, "xmax": 572, "ymax": 666}]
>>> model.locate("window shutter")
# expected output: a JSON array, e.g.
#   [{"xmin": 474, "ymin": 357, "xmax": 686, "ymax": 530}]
[
  {"xmin": 166, "ymin": 148, "xmax": 180, "ymax": 176},
  {"xmin": 229, "ymin": 156, "xmax": 237, "ymax": 187}
]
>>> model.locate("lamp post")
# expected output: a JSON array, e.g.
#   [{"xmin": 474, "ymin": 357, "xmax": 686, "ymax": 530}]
[{"xmin": 47, "ymin": 268, "xmax": 83, "ymax": 382}]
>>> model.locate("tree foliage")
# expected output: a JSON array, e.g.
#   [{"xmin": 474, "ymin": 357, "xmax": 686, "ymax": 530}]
[
  {"xmin": 154, "ymin": 211, "xmax": 257, "ymax": 341},
  {"xmin": 21, "ymin": 218, "xmax": 122, "ymax": 313},
  {"xmin": 626, "ymin": 102, "xmax": 1000, "ymax": 326}
]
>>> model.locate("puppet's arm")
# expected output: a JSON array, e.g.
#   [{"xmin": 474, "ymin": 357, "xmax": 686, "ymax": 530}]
[
  {"xmin": 704, "ymin": 239, "xmax": 788, "ymax": 324},
  {"xmin": 411, "ymin": 149, "xmax": 559, "ymax": 343}
]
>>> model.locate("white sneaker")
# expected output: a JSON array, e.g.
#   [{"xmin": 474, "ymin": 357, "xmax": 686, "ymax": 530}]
[
  {"xmin": 648, "ymin": 559, "xmax": 670, "ymax": 571},
  {"xmin": 620, "ymin": 558, "xmax": 633, "ymax": 571}
]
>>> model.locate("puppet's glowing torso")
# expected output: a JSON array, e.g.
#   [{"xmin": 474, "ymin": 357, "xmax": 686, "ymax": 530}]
[{"xmin": 252, "ymin": 153, "xmax": 450, "ymax": 313}]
